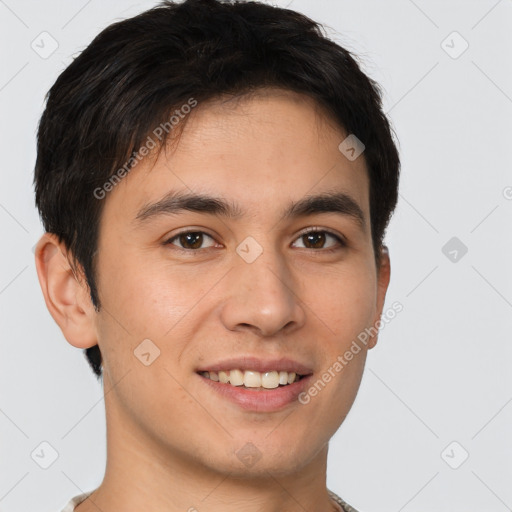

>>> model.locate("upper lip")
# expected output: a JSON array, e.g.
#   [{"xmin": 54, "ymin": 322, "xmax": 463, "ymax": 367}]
[{"xmin": 196, "ymin": 356, "xmax": 314, "ymax": 375}]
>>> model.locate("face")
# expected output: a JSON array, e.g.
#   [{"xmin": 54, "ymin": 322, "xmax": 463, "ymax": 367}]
[{"xmin": 54, "ymin": 89, "xmax": 390, "ymax": 478}]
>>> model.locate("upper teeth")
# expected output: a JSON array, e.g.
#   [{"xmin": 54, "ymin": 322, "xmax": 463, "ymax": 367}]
[{"xmin": 200, "ymin": 370, "xmax": 300, "ymax": 388}]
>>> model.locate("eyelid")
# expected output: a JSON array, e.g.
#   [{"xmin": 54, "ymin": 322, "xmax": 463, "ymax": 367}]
[{"xmin": 295, "ymin": 226, "xmax": 346, "ymax": 243}]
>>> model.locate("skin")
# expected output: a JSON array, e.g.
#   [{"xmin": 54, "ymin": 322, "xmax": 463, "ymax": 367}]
[{"xmin": 35, "ymin": 88, "xmax": 390, "ymax": 512}]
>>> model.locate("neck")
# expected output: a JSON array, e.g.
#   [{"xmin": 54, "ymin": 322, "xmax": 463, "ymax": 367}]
[{"xmin": 77, "ymin": 396, "xmax": 338, "ymax": 512}]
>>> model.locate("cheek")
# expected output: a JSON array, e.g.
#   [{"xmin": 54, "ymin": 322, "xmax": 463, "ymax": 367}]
[
  {"xmin": 94, "ymin": 249, "xmax": 221, "ymax": 377},
  {"xmin": 93, "ymin": 254, "xmax": 209, "ymax": 437},
  {"xmin": 301, "ymin": 263, "xmax": 376, "ymax": 412},
  {"xmin": 97, "ymin": 248, "xmax": 203, "ymax": 332},
  {"xmin": 305, "ymin": 262, "xmax": 378, "ymax": 342}
]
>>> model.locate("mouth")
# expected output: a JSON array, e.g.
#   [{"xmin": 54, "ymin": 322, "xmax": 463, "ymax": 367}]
[
  {"xmin": 197, "ymin": 369, "xmax": 307, "ymax": 391},
  {"xmin": 196, "ymin": 369, "xmax": 313, "ymax": 413}
]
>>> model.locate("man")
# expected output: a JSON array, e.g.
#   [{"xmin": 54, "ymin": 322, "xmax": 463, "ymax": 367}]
[{"xmin": 33, "ymin": 0, "xmax": 400, "ymax": 510}]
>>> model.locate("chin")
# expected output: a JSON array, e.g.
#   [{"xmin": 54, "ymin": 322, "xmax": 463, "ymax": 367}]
[{"xmin": 199, "ymin": 435, "xmax": 324, "ymax": 479}]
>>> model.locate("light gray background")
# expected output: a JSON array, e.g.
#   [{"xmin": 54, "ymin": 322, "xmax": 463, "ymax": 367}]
[{"xmin": 1, "ymin": 1, "xmax": 511, "ymax": 511}]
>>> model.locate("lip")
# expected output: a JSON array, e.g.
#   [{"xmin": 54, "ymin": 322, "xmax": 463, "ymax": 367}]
[
  {"xmin": 198, "ymin": 372, "xmax": 314, "ymax": 412},
  {"xmin": 195, "ymin": 356, "xmax": 314, "ymax": 375}
]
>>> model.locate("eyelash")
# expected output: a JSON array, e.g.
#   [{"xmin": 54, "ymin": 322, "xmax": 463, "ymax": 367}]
[{"xmin": 163, "ymin": 227, "xmax": 346, "ymax": 254}]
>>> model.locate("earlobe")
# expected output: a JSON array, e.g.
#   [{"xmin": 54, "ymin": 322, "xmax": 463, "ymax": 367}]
[
  {"xmin": 368, "ymin": 245, "xmax": 391, "ymax": 350},
  {"xmin": 34, "ymin": 233, "xmax": 98, "ymax": 349}
]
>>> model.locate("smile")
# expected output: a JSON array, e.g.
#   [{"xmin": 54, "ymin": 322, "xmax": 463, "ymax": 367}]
[
  {"xmin": 197, "ymin": 370, "xmax": 313, "ymax": 412},
  {"xmin": 198, "ymin": 369, "xmax": 305, "ymax": 390}
]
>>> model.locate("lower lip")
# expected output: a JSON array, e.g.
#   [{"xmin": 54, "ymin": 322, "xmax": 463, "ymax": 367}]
[{"xmin": 198, "ymin": 373, "xmax": 313, "ymax": 412}]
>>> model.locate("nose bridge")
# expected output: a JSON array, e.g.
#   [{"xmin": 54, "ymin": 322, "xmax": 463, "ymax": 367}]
[
  {"xmin": 221, "ymin": 234, "xmax": 306, "ymax": 336},
  {"xmin": 240, "ymin": 240, "xmax": 290, "ymax": 299}
]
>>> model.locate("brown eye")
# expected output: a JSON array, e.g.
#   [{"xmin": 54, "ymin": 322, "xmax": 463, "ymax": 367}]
[
  {"xmin": 165, "ymin": 231, "xmax": 216, "ymax": 250},
  {"xmin": 302, "ymin": 231, "xmax": 326, "ymax": 249},
  {"xmin": 292, "ymin": 229, "xmax": 345, "ymax": 251}
]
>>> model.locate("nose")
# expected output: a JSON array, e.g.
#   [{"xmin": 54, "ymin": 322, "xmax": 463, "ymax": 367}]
[{"xmin": 219, "ymin": 243, "xmax": 307, "ymax": 337}]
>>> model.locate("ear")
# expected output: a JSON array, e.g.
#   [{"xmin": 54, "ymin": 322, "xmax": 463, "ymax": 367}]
[
  {"xmin": 34, "ymin": 233, "xmax": 98, "ymax": 349},
  {"xmin": 367, "ymin": 245, "xmax": 391, "ymax": 350}
]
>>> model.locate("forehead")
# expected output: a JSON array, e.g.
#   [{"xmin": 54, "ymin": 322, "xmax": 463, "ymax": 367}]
[{"xmin": 101, "ymin": 89, "xmax": 370, "ymax": 228}]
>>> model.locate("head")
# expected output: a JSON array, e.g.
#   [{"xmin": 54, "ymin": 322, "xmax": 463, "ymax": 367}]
[{"xmin": 34, "ymin": 0, "xmax": 399, "ymax": 479}]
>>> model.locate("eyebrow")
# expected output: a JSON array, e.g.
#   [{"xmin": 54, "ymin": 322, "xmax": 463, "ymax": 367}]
[{"xmin": 134, "ymin": 189, "xmax": 366, "ymax": 231}]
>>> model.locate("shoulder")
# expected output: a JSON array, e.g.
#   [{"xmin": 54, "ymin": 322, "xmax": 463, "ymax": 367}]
[
  {"xmin": 60, "ymin": 490, "xmax": 95, "ymax": 512},
  {"xmin": 328, "ymin": 489, "xmax": 361, "ymax": 512}
]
